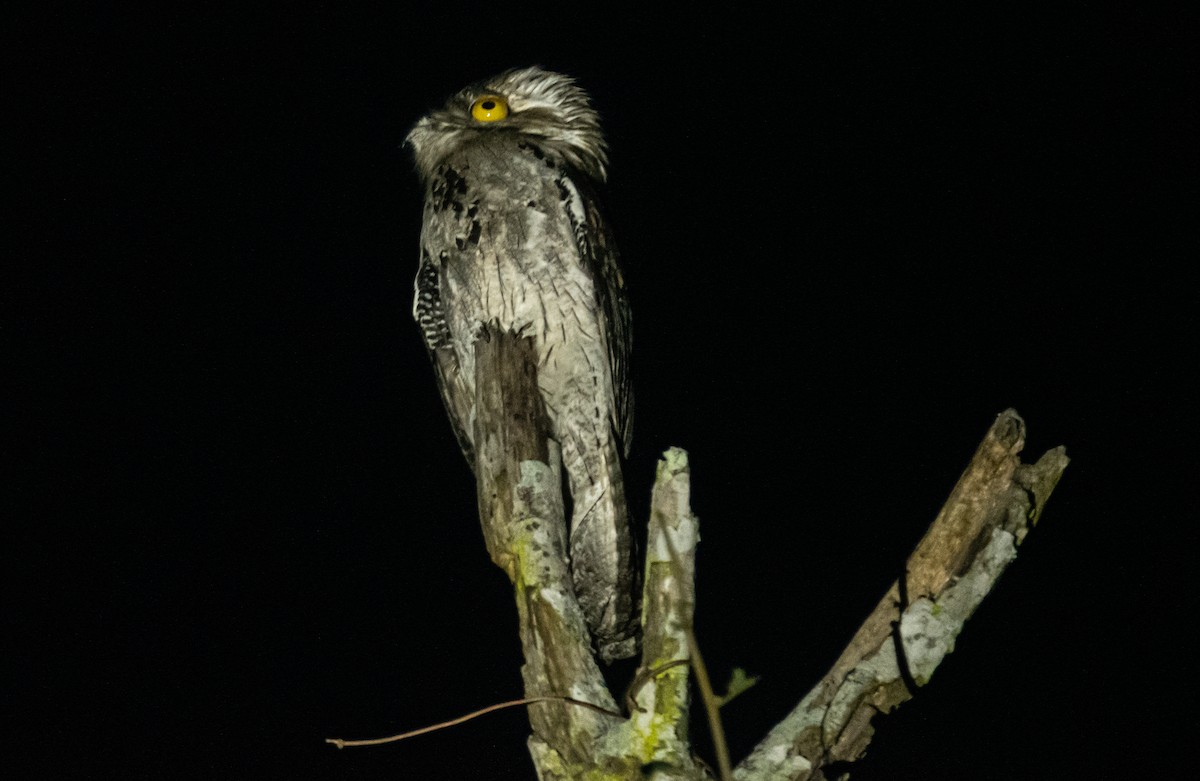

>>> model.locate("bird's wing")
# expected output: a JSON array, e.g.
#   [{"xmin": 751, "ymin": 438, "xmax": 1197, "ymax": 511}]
[
  {"xmin": 568, "ymin": 176, "xmax": 633, "ymax": 457},
  {"xmin": 414, "ymin": 248, "xmax": 475, "ymax": 467}
]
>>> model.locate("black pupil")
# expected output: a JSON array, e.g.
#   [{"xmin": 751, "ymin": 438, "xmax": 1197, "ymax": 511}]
[{"xmin": 481, "ymin": 100, "xmax": 495, "ymax": 110}]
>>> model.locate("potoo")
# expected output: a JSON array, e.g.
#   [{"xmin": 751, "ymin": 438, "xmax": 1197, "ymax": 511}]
[{"xmin": 406, "ymin": 67, "xmax": 636, "ymax": 661}]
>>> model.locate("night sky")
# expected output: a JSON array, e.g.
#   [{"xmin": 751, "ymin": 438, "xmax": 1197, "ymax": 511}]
[{"xmin": 15, "ymin": 4, "xmax": 1194, "ymax": 779}]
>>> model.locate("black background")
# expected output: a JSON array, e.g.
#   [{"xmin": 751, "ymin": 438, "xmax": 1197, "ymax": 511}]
[{"xmin": 13, "ymin": 3, "xmax": 1195, "ymax": 779}]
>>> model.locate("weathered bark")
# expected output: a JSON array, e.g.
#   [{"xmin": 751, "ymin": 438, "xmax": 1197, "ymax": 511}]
[
  {"xmin": 473, "ymin": 327, "xmax": 618, "ymax": 764},
  {"xmin": 469, "ymin": 331, "xmax": 1067, "ymax": 780},
  {"xmin": 474, "ymin": 329, "xmax": 703, "ymax": 779},
  {"xmin": 734, "ymin": 409, "xmax": 1069, "ymax": 781}
]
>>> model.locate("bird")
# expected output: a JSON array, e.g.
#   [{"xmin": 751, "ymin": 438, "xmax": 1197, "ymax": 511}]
[{"xmin": 405, "ymin": 67, "xmax": 637, "ymax": 661}]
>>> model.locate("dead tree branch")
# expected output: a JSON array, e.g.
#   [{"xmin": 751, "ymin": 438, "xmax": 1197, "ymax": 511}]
[
  {"xmin": 734, "ymin": 409, "xmax": 1069, "ymax": 781},
  {"xmin": 472, "ymin": 327, "xmax": 619, "ymax": 767},
  {"xmin": 429, "ymin": 329, "xmax": 1068, "ymax": 780},
  {"xmin": 472, "ymin": 328, "xmax": 705, "ymax": 779}
]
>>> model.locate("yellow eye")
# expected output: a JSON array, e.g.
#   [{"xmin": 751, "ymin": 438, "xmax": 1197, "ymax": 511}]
[{"xmin": 471, "ymin": 95, "xmax": 509, "ymax": 122}]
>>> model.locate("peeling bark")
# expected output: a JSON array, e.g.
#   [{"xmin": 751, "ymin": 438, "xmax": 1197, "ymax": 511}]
[{"xmin": 734, "ymin": 410, "xmax": 1069, "ymax": 781}]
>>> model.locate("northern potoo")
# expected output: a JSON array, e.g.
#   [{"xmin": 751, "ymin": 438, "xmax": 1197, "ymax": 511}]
[{"xmin": 406, "ymin": 67, "xmax": 636, "ymax": 661}]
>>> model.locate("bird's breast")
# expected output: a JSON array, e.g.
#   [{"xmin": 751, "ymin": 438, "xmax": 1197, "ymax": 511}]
[
  {"xmin": 425, "ymin": 166, "xmax": 609, "ymax": 422},
  {"xmin": 426, "ymin": 155, "xmax": 599, "ymax": 343}
]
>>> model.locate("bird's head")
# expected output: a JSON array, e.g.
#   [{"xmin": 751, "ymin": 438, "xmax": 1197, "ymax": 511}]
[{"xmin": 406, "ymin": 66, "xmax": 608, "ymax": 185}]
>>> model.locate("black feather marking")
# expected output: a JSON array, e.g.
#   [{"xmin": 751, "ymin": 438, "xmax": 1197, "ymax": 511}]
[
  {"xmin": 415, "ymin": 249, "xmax": 451, "ymax": 348},
  {"xmin": 431, "ymin": 166, "xmax": 469, "ymax": 214}
]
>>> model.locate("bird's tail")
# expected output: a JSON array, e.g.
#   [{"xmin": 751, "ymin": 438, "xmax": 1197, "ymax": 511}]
[{"xmin": 565, "ymin": 437, "xmax": 640, "ymax": 662}]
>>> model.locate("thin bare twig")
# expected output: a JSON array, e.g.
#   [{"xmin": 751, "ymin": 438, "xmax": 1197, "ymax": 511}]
[
  {"xmin": 325, "ymin": 696, "xmax": 624, "ymax": 749},
  {"xmin": 664, "ymin": 526, "xmax": 732, "ymax": 781},
  {"xmin": 624, "ymin": 659, "xmax": 691, "ymax": 714}
]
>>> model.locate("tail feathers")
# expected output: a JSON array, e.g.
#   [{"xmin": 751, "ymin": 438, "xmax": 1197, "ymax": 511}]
[{"xmin": 568, "ymin": 477, "xmax": 639, "ymax": 662}]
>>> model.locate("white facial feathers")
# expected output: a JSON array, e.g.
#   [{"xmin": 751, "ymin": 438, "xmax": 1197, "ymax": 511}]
[{"xmin": 406, "ymin": 66, "xmax": 608, "ymax": 184}]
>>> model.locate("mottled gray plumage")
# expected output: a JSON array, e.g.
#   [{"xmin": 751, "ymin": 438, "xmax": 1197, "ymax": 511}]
[{"xmin": 406, "ymin": 67, "xmax": 636, "ymax": 661}]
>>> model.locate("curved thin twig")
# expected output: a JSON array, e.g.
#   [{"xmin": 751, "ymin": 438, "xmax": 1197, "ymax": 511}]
[
  {"xmin": 624, "ymin": 658, "xmax": 691, "ymax": 714},
  {"xmin": 325, "ymin": 696, "xmax": 624, "ymax": 749},
  {"xmin": 663, "ymin": 527, "xmax": 732, "ymax": 781}
]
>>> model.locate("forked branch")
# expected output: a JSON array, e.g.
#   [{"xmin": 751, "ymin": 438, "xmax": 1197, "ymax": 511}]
[{"xmin": 382, "ymin": 330, "xmax": 1067, "ymax": 781}]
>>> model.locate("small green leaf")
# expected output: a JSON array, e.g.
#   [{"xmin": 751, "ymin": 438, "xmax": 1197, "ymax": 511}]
[{"xmin": 715, "ymin": 667, "xmax": 759, "ymax": 708}]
